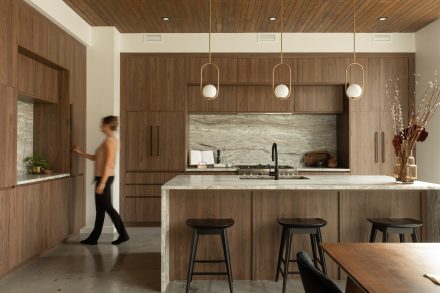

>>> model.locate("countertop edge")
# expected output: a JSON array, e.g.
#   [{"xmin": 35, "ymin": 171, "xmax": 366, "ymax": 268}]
[{"xmin": 17, "ymin": 173, "xmax": 71, "ymax": 186}]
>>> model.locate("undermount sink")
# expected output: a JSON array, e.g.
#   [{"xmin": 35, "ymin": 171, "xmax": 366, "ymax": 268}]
[{"xmin": 238, "ymin": 174, "xmax": 310, "ymax": 180}]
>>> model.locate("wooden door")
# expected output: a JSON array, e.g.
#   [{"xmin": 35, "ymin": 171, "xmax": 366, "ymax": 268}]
[
  {"xmin": 236, "ymin": 85, "xmax": 294, "ymax": 112},
  {"xmin": 298, "ymin": 57, "xmax": 349, "ymax": 84},
  {"xmin": 185, "ymin": 56, "xmax": 238, "ymax": 83},
  {"xmin": 349, "ymin": 58, "xmax": 381, "ymax": 113},
  {"xmin": 297, "ymin": 58, "xmax": 323, "ymax": 83},
  {"xmin": 237, "ymin": 57, "xmax": 296, "ymax": 83},
  {"xmin": 0, "ymin": 0, "xmax": 16, "ymax": 88},
  {"xmin": 294, "ymin": 85, "xmax": 344, "ymax": 113},
  {"xmin": 0, "ymin": 188, "xmax": 13, "ymax": 277},
  {"xmin": 187, "ymin": 85, "xmax": 237, "ymax": 113},
  {"xmin": 148, "ymin": 56, "xmax": 186, "ymax": 112},
  {"xmin": 158, "ymin": 112, "xmax": 186, "ymax": 171},
  {"xmin": 379, "ymin": 57, "xmax": 409, "ymax": 176},
  {"xmin": 0, "ymin": 85, "xmax": 16, "ymax": 189},
  {"xmin": 126, "ymin": 111, "xmax": 161, "ymax": 171},
  {"xmin": 122, "ymin": 55, "xmax": 149, "ymax": 111},
  {"xmin": 69, "ymin": 175, "xmax": 85, "ymax": 234},
  {"xmin": 350, "ymin": 111, "xmax": 381, "ymax": 175}
]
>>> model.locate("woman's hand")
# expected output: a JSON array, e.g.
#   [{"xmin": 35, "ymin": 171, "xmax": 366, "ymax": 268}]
[
  {"xmin": 96, "ymin": 183, "xmax": 105, "ymax": 195},
  {"xmin": 72, "ymin": 145, "xmax": 83, "ymax": 156}
]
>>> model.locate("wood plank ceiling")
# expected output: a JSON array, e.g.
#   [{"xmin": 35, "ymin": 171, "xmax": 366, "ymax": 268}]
[{"xmin": 63, "ymin": 0, "xmax": 440, "ymax": 33}]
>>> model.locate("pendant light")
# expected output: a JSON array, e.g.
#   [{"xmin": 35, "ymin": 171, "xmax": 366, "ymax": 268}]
[
  {"xmin": 272, "ymin": 0, "xmax": 292, "ymax": 100},
  {"xmin": 200, "ymin": 0, "xmax": 220, "ymax": 100},
  {"xmin": 345, "ymin": 0, "xmax": 365, "ymax": 100}
]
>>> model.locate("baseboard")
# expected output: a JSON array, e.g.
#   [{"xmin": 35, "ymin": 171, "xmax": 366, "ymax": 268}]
[{"xmin": 80, "ymin": 226, "xmax": 116, "ymax": 234}]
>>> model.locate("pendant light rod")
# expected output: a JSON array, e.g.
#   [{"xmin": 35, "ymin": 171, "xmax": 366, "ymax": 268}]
[
  {"xmin": 209, "ymin": 0, "xmax": 212, "ymax": 63},
  {"xmin": 280, "ymin": 0, "xmax": 284, "ymax": 64},
  {"xmin": 353, "ymin": 0, "xmax": 356, "ymax": 63}
]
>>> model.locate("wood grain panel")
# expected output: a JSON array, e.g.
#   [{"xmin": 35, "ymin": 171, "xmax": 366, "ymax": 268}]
[
  {"xmin": 63, "ymin": 0, "xmax": 440, "ymax": 33},
  {"xmin": 252, "ymin": 191, "xmax": 339, "ymax": 280},
  {"xmin": 121, "ymin": 55, "xmax": 149, "ymax": 111},
  {"xmin": 125, "ymin": 197, "xmax": 161, "ymax": 223},
  {"xmin": 295, "ymin": 85, "xmax": 344, "ymax": 113},
  {"xmin": 236, "ymin": 85, "xmax": 294, "ymax": 113},
  {"xmin": 125, "ymin": 172, "xmax": 179, "ymax": 185},
  {"xmin": 0, "ymin": 0, "xmax": 17, "ymax": 87},
  {"xmin": 0, "ymin": 85, "xmax": 17, "ymax": 189},
  {"xmin": 339, "ymin": 191, "xmax": 422, "ymax": 243},
  {"xmin": 237, "ymin": 57, "xmax": 296, "ymax": 83},
  {"xmin": 169, "ymin": 190, "xmax": 253, "ymax": 281},
  {"xmin": 125, "ymin": 185, "xmax": 162, "ymax": 198},
  {"xmin": 187, "ymin": 85, "xmax": 237, "ymax": 113},
  {"xmin": 185, "ymin": 57, "xmax": 238, "ymax": 83},
  {"xmin": 69, "ymin": 175, "xmax": 85, "ymax": 234},
  {"xmin": 0, "ymin": 188, "xmax": 13, "ymax": 277}
]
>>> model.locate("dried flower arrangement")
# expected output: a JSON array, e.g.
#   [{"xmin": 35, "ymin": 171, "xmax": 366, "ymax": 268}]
[{"xmin": 387, "ymin": 72, "xmax": 440, "ymax": 183}]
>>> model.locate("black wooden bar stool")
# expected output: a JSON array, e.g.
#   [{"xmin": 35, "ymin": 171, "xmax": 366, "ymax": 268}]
[
  {"xmin": 275, "ymin": 218, "xmax": 328, "ymax": 293},
  {"xmin": 185, "ymin": 218, "xmax": 234, "ymax": 293},
  {"xmin": 368, "ymin": 218, "xmax": 423, "ymax": 243}
]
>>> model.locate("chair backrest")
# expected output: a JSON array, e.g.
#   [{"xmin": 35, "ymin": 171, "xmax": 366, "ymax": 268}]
[{"xmin": 297, "ymin": 251, "xmax": 342, "ymax": 293}]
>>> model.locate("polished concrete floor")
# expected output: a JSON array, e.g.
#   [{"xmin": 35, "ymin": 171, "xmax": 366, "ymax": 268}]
[{"xmin": 0, "ymin": 228, "xmax": 345, "ymax": 293}]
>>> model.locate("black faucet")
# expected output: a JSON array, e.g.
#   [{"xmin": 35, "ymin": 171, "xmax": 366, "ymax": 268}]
[{"xmin": 269, "ymin": 143, "xmax": 279, "ymax": 180}]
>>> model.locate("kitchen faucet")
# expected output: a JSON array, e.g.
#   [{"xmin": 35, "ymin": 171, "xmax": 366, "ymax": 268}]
[{"xmin": 269, "ymin": 143, "xmax": 279, "ymax": 180}]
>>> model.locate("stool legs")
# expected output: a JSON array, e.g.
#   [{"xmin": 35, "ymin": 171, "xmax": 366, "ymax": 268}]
[
  {"xmin": 399, "ymin": 234, "xmax": 405, "ymax": 243},
  {"xmin": 369, "ymin": 224, "xmax": 377, "ymax": 243},
  {"xmin": 186, "ymin": 229, "xmax": 199, "ymax": 293},
  {"xmin": 316, "ymin": 229, "xmax": 328, "ymax": 276},
  {"xmin": 275, "ymin": 227, "xmax": 287, "ymax": 282},
  {"xmin": 221, "ymin": 230, "xmax": 233, "ymax": 293},
  {"xmin": 411, "ymin": 228, "xmax": 419, "ymax": 242},
  {"xmin": 282, "ymin": 229, "xmax": 293, "ymax": 293},
  {"xmin": 382, "ymin": 228, "xmax": 388, "ymax": 242}
]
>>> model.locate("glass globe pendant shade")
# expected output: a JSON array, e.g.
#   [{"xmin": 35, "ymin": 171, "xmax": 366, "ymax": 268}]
[
  {"xmin": 274, "ymin": 84, "xmax": 290, "ymax": 99},
  {"xmin": 346, "ymin": 83, "xmax": 363, "ymax": 100},
  {"xmin": 202, "ymin": 84, "xmax": 218, "ymax": 99}
]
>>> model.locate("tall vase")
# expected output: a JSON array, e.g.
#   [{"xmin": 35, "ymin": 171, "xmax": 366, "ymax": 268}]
[{"xmin": 394, "ymin": 150, "xmax": 417, "ymax": 183}]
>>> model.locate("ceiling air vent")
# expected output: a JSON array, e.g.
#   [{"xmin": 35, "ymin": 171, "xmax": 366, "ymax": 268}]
[
  {"xmin": 143, "ymin": 34, "xmax": 163, "ymax": 43},
  {"xmin": 258, "ymin": 33, "xmax": 277, "ymax": 43},
  {"xmin": 373, "ymin": 33, "xmax": 392, "ymax": 44}
]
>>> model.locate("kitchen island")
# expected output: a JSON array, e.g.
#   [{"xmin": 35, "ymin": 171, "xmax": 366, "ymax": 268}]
[{"xmin": 161, "ymin": 175, "xmax": 440, "ymax": 292}]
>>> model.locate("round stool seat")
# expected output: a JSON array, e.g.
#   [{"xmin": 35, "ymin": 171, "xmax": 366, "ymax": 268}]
[
  {"xmin": 186, "ymin": 218, "xmax": 235, "ymax": 229},
  {"xmin": 277, "ymin": 218, "xmax": 327, "ymax": 228},
  {"xmin": 367, "ymin": 218, "xmax": 422, "ymax": 228}
]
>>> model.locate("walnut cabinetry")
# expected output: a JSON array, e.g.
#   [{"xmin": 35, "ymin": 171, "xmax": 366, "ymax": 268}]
[
  {"xmin": 0, "ymin": 85, "xmax": 17, "ymax": 189},
  {"xmin": 0, "ymin": 0, "xmax": 17, "ymax": 88}
]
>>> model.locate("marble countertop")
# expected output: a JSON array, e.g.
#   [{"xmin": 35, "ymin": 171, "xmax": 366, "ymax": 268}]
[
  {"xmin": 162, "ymin": 175, "xmax": 440, "ymax": 191},
  {"xmin": 185, "ymin": 167, "xmax": 238, "ymax": 172},
  {"xmin": 297, "ymin": 167, "xmax": 351, "ymax": 172},
  {"xmin": 17, "ymin": 173, "xmax": 71, "ymax": 186},
  {"xmin": 185, "ymin": 167, "xmax": 350, "ymax": 172}
]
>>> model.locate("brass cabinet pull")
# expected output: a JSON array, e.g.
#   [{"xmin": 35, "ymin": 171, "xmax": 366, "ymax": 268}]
[
  {"xmin": 149, "ymin": 125, "xmax": 153, "ymax": 157},
  {"xmin": 381, "ymin": 132, "xmax": 385, "ymax": 163},
  {"xmin": 374, "ymin": 132, "xmax": 378, "ymax": 163},
  {"xmin": 157, "ymin": 125, "xmax": 160, "ymax": 156}
]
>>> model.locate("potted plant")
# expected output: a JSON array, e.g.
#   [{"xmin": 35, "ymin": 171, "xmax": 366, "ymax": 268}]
[{"xmin": 23, "ymin": 154, "xmax": 49, "ymax": 174}]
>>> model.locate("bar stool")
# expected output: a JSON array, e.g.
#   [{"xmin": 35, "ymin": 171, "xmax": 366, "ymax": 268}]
[
  {"xmin": 368, "ymin": 218, "xmax": 423, "ymax": 243},
  {"xmin": 275, "ymin": 218, "xmax": 328, "ymax": 293},
  {"xmin": 185, "ymin": 218, "xmax": 234, "ymax": 293}
]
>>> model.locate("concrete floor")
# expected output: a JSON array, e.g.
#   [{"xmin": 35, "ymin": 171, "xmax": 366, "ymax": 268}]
[{"xmin": 0, "ymin": 228, "xmax": 345, "ymax": 293}]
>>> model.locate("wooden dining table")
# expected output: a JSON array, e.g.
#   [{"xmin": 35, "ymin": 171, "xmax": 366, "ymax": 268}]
[{"xmin": 321, "ymin": 243, "xmax": 440, "ymax": 293}]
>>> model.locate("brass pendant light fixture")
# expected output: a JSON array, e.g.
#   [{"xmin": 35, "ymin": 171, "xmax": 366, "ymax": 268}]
[
  {"xmin": 200, "ymin": 0, "xmax": 220, "ymax": 100},
  {"xmin": 345, "ymin": 0, "xmax": 365, "ymax": 100},
  {"xmin": 272, "ymin": 0, "xmax": 292, "ymax": 100}
]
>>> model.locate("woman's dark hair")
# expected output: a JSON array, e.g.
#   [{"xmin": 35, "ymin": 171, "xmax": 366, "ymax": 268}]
[{"xmin": 102, "ymin": 115, "xmax": 118, "ymax": 131}]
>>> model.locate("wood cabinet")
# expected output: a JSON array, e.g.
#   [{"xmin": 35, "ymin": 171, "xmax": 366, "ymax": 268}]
[
  {"xmin": 69, "ymin": 175, "xmax": 85, "ymax": 234},
  {"xmin": 0, "ymin": 188, "xmax": 12, "ymax": 277},
  {"xmin": 237, "ymin": 57, "xmax": 296, "ymax": 83},
  {"xmin": 122, "ymin": 55, "xmax": 149, "ymax": 111},
  {"xmin": 185, "ymin": 56, "xmax": 238, "ymax": 83},
  {"xmin": 295, "ymin": 85, "xmax": 344, "ymax": 113},
  {"xmin": 237, "ymin": 85, "xmax": 294, "ymax": 112},
  {"xmin": 350, "ymin": 57, "xmax": 411, "ymax": 176},
  {"xmin": 187, "ymin": 85, "xmax": 237, "ymax": 113},
  {"xmin": 126, "ymin": 111, "xmax": 186, "ymax": 171},
  {"xmin": 297, "ymin": 57, "xmax": 350, "ymax": 84},
  {"xmin": 0, "ymin": 0, "xmax": 17, "ymax": 88},
  {"xmin": 0, "ymin": 85, "xmax": 16, "ymax": 189}
]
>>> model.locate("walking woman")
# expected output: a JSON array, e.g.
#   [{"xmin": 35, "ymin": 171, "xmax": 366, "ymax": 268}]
[{"xmin": 72, "ymin": 116, "xmax": 129, "ymax": 245}]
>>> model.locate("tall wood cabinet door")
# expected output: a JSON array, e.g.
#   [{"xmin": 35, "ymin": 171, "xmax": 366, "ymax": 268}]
[
  {"xmin": 0, "ymin": 85, "xmax": 16, "ymax": 189},
  {"xmin": 8, "ymin": 186, "xmax": 23, "ymax": 270},
  {"xmin": 187, "ymin": 85, "xmax": 237, "ymax": 113},
  {"xmin": 158, "ymin": 112, "xmax": 186, "ymax": 171},
  {"xmin": 126, "ymin": 112, "xmax": 161, "ymax": 171},
  {"xmin": 0, "ymin": 0, "xmax": 16, "ymax": 88},
  {"xmin": 322, "ymin": 57, "xmax": 350, "ymax": 84},
  {"xmin": 379, "ymin": 57, "xmax": 409, "ymax": 176},
  {"xmin": 185, "ymin": 57, "xmax": 238, "ymax": 83},
  {"xmin": 237, "ymin": 58, "xmax": 296, "ymax": 83},
  {"xmin": 349, "ymin": 58, "xmax": 381, "ymax": 113},
  {"xmin": 297, "ymin": 58, "xmax": 323, "ymax": 83},
  {"xmin": 0, "ymin": 188, "xmax": 12, "ymax": 277},
  {"xmin": 350, "ymin": 111, "xmax": 381, "ymax": 175},
  {"xmin": 122, "ymin": 55, "xmax": 149, "ymax": 111},
  {"xmin": 237, "ymin": 85, "xmax": 294, "ymax": 113},
  {"xmin": 69, "ymin": 175, "xmax": 85, "ymax": 234},
  {"xmin": 148, "ymin": 56, "xmax": 186, "ymax": 112}
]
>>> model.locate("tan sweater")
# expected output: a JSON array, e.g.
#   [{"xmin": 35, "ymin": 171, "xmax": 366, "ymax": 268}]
[{"xmin": 94, "ymin": 137, "xmax": 117, "ymax": 177}]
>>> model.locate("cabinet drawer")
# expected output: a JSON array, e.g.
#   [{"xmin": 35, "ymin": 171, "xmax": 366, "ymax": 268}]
[
  {"xmin": 125, "ymin": 172, "xmax": 179, "ymax": 184},
  {"xmin": 125, "ymin": 197, "xmax": 161, "ymax": 223},
  {"xmin": 125, "ymin": 185, "xmax": 161, "ymax": 198}
]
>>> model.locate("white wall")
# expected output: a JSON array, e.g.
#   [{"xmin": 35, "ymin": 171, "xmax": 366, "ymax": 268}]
[
  {"xmin": 24, "ymin": 0, "xmax": 92, "ymax": 46},
  {"xmin": 83, "ymin": 27, "xmax": 121, "ymax": 234},
  {"xmin": 122, "ymin": 33, "xmax": 415, "ymax": 53},
  {"xmin": 415, "ymin": 19, "xmax": 440, "ymax": 183}
]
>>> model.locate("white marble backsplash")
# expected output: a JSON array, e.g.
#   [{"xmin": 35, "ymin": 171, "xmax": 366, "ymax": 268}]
[
  {"xmin": 189, "ymin": 114, "xmax": 337, "ymax": 167},
  {"xmin": 17, "ymin": 100, "xmax": 34, "ymax": 175}
]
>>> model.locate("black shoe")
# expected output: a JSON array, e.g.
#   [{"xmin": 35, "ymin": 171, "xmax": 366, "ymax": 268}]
[
  {"xmin": 80, "ymin": 239, "xmax": 97, "ymax": 245},
  {"xmin": 112, "ymin": 235, "xmax": 129, "ymax": 245}
]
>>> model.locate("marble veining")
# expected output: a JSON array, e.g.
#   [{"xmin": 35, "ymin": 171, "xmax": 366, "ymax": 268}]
[
  {"xmin": 189, "ymin": 114, "xmax": 337, "ymax": 167},
  {"xmin": 17, "ymin": 100, "xmax": 34, "ymax": 175}
]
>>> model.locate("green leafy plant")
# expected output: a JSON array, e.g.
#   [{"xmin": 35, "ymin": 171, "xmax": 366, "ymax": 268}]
[{"xmin": 23, "ymin": 154, "xmax": 49, "ymax": 174}]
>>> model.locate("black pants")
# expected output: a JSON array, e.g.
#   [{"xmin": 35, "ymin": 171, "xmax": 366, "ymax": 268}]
[{"xmin": 87, "ymin": 176, "xmax": 128, "ymax": 241}]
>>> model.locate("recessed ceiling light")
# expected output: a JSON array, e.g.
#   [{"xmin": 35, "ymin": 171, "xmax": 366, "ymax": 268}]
[
  {"xmin": 161, "ymin": 16, "xmax": 171, "ymax": 21},
  {"xmin": 378, "ymin": 16, "xmax": 388, "ymax": 21},
  {"xmin": 269, "ymin": 17, "xmax": 277, "ymax": 21}
]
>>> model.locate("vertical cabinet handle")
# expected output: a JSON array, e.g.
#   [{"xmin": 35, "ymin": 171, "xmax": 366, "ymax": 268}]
[
  {"xmin": 149, "ymin": 125, "xmax": 153, "ymax": 157},
  {"xmin": 374, "ymin": 132, "xmax": 378, "ymax": 163},
  {"xmin": 381, "ymin": 132, "xmax": 385, "ymax": 163},
  {"xmin": 157, "ymin": 126, "xmax": 160, "ymax": 156}
]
